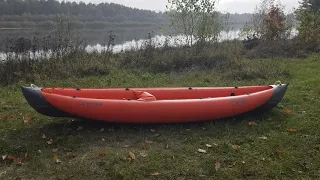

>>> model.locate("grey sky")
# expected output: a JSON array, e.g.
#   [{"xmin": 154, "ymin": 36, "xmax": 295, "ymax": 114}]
[{"xmin": 63, "ymin": 0, "xmax": 300, "ymax": 13}]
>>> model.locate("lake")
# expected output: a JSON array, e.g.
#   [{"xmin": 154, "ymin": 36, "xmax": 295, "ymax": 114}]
[{"xmin": 0, "ymin": 28, "xmax": 244, "ymax": 61}]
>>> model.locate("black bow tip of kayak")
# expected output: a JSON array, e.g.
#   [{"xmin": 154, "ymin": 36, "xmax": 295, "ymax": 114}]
[
  {"xmin": 259, "ymin": 83, "xmax": 289, "ymax": 111},
  {"xmin": 21, "ymin": 86, "xmax": 73, "ymax": 118}
]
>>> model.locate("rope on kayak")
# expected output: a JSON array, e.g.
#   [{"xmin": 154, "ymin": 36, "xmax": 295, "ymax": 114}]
[{"xmin": 274, "ymin": 81, "xmax": 282, "ymax": 86}]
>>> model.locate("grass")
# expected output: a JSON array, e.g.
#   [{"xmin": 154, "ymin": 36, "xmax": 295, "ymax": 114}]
[{"xmin": 0, "ymin": 55, "xmax": 319, "ymax": 179}]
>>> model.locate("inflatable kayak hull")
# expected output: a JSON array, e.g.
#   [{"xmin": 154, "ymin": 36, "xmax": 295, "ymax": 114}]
[{"xmin": 21, "ymin": 84, "xmax": 288, "ymax": 123}]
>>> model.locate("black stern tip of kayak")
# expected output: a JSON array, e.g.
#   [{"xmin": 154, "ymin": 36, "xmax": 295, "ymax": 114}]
[
  {"xmin": 259, "ymin": 83, "xmax": 289, "ymax": 111},
  {"xmin": 21, "ymin": 86, "xmax": 73, "ymax": 118}
]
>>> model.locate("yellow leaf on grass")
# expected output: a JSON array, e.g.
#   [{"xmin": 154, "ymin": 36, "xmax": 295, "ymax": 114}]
[
  {"xmin": 233, "ymin": 145, "xmax": 239, "ymax": 151},
  {"xmin": 53, "ymin": 152, "xmax": 61, "ymax": 163},
  {"xmin": 98, "ymin": 152, "xmax": 108, "ymax": 157},
  {"xmin": 283, "ymin": 108, "xmax": 292, "ymax": 115},
  {"xmin": 248, "ymin": 122, "xmax": 258, "ymax": 126},
  {"xmin": 53, "ymin": 153, "xmax": 59, "ymax": 161},
  {"xmin": 151, "ymin": 172, "xmax": 160, "ymax": 176},
  {"xmin": 215, "ymin": 160, "xmax": 221, "ymax": 171},
  {"xmin": 288, "ymin": 128, "xmax": 297, "ymax": 133},
  {"xmin": 129, "ymin": 152, "xmax": 135, "ymax": 160}
]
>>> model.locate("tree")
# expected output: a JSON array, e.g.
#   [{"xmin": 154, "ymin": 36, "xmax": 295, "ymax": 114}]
[
  {"xmin": 240, "ymin": 0, "xmax": 294, "ymax": 44},
  {"xmin": 166, "ymin": 0, "xmax": 226, "ymax": 46},
  {"xmin": 296, "ymin": 0, "xmax": 320, "ymax": 51}
]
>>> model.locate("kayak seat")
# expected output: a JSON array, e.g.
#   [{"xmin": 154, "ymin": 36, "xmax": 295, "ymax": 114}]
[{"xmin": 133, "ymin": 91, "xmax": 157, "ymax": 101}]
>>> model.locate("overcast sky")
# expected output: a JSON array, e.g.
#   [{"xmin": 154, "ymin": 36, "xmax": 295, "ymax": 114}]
[{"xmin": 63, "ymin": 0, "xmax": 300, "ymax": 13}]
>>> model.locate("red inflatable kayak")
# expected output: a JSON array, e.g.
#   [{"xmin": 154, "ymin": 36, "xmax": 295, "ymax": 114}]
[{"xmin": 21, "ymin": 83, "xmax": 288, "ymax": 123}]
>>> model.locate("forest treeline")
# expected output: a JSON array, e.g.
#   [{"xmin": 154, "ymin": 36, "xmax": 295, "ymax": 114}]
[{"xmin": 0, "ymin": 0, "xmax": 252, "ymax": 29}]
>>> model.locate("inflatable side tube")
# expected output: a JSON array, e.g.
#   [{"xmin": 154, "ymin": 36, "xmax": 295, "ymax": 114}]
[{"xmin": 21, "ymin": 86, "xmax": 73, "ymax": 117}]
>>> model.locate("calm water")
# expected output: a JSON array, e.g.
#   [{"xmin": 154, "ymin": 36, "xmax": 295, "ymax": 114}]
[
  {"xmin": 86, "ymin": 30, "xmax": 242, "ymax": 53},
  {"xmin": 0, "ymin": 29, "xmax": 244, "ymax": 60}
]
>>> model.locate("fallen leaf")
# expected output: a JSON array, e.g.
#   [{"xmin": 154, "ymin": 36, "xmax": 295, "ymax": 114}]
[
  {"xmin": 0, "ymin": 171, "xmax": 6, "ymax": 177},
  {"xmin": 275, "ymin": 149, "xmax": 281, "ymax": 153},
  {"xmin": 150, "ymin": 129, "xmax": 156, "ymax": 133},
  {"xmin": 2, "ymin": 155, "xmax": 7, "ymax": 160},
  {"xmin": 53, "ymin": 152, "xmax": 61, "ymax": 164},
  {"xmin": 233, "ymin": 145, "xmax": 239, "ymax": 151},
  {"xmin": 7, "ymin": 156, "xmax": 16, "ymax": 161},
  {"xmin": 248, "ymin": 122, "xmax": 258, "ymax": 126},
  {"xmin": 129, "ymin": 152, "xmax": 136, "ymax": 160},
  {"xmin": 198, "ymin": 149, "xmax": 207, "ymax": 153},
  {"xmin": 52, "ymin": 148, "xmax": 59, "ymax": 153},
  {"xmin": 53, "ymin": 153, "xmax": 59, "ymax": 161},
  {"xmin": 283, "ymin": 108, "xmax": 292, "ymax": 115},
  {"xmin": 16, "ymin": 159, "xmax": 23, "ymax": 166},
  {"xmin": 66, "ymin": 152, "xmax": 76, "ymax": 159},
  {"xmin": 23, "ymin": 114, "xmax": 31, "ymax": 124},
  {"xmin": 47, "ymin": 139, "xmax": 53, "ymax": 145},
  {"xmin": 151, "ymin": 172, "xmax": 160, "ymax": 176},
  {"xmin": 4, "ymin": 114, "xmax": 13, "ymax": 119},
  {"xmin": 101, "ymin": 138, "xmax": 106, "ymax": 142},
  {"xmin": 288, "ymin": 128, "xmax": 297, "ymax": 133},
  {"xmin": 140, "ymin": 151, "xmax": 148, "ymax": 157},
  {"xmin": 24, "ymin": 153, "xmax": 28, "ymax": 159},
  {"xmin": 215, "ymin": 160, "xmax": 221, "ymax": 171},
  {"xmin": 42, "ymin": 134, "xmax": 47, "ymax": 139},
  {"xmin": 145, "ymin": 140, "xmax": 153, "ymax": 144},
  {"xmin": 98, "ymin": 152, "xmax": 108, "ymax": 157},
  {"xmin": 206, "ymin": 144, "xmax": 213, "ymax": 148},
  {"xmin": 76, "ymin": 126, "xmax": 83, "ymax": 131},
  {"xmin": 100, "ymin": 128, "xmax": 105, "ymax": 132},
  {"xmin": 154, "ymin": 133, "xmax": 161, "ymax": 137},
  {"xmin": 38, "ymin": 150, "xmax": 42, "ymax": 154},
  {"xmin": 258, "ymin": 136, "xmax": 268, "ymax": 140}
]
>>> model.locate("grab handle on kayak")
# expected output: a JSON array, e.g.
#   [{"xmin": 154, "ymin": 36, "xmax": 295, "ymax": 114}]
[
  {"xmin": 31, "ymin": 84, "xmax": 38, "ymax": 89},
  {"xmin": 274, "ymin": 81, "xmax": 282, "ymax": 86}
]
